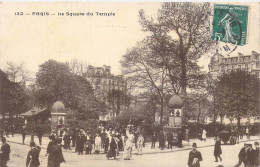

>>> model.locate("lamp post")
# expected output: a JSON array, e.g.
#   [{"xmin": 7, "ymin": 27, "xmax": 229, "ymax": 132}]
[{"xmin": 30, "ymin": 110, "xmax": 36, "ymax": 142}]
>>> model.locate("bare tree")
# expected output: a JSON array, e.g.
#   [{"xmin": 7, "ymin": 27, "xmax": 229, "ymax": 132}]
[
  {"xmin": 67, "ymin": 59, "xmax": 88, "ymax": 76},
  {"xmin": 5, "ymin": 62, "xmax": 30, "ymax": 83},
  {"xmin": 139, "ymin": 2, "xmax": 215, "ymax": 96},
  {"xmin": 121, "ymin": 39, "xmax": 172, "ymax": 125}
]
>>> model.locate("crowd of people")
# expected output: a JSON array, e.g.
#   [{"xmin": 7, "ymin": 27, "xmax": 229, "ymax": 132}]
[
  {"xmin": 0, "ymin": 124, "xmax": 259, "ymax": 167},
  {"xmin": 48, "ymin": 127, "xmax": 146, "ymax": 161}
]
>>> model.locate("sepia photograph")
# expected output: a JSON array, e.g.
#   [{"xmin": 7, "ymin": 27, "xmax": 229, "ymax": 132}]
[{"xmin": 0, "ymin": 2, "xmax": 259, "ymax": 167}]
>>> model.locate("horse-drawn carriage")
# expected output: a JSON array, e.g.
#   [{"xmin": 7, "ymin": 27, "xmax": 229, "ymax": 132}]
[{"xmin": 219, "ymin": 130, "xmax": 238, "ymax": 145}]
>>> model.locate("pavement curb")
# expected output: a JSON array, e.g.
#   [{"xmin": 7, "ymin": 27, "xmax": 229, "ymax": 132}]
[{"xmin": 142, "ymin": 138, "xmax": 259, "ymax": 155}]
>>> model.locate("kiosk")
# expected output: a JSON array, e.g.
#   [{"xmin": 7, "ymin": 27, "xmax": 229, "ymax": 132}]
[{"xmin": 163, "ymin": 95, "xmax": 183, "ymax": 147}]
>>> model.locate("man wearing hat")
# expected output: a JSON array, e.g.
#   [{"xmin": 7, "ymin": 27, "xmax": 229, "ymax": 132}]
[
  {"xmin": 26, "ymin": 141, "xmax": 41, "ymax": 167},
  {"xmin": 245, "ymin": 144, "xmax": 255, "ymax": 167},
  {"xmin": 0, "ymin": 137, "xmax": 10, "ymax": 167},
  {"xmin": 234, "ymin": 143, "xmax": 248, "ymax": 167},
  {"xmin": 254, "ymin": 142, "xmax": 260, "ymax": 167},
  {"xmin": 188, "ymin": 143, "xmax": 202, "ymax": 167}
]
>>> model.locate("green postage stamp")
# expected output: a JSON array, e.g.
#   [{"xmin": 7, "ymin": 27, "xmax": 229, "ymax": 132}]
[{"xmin": 212, "ymin": 4, "xmax": 249, "ymax": 46}]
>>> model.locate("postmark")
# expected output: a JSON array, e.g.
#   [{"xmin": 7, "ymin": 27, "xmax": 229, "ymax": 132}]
[{"xmin": 212, "ymin": 4, "xmax": 249, "ymax": 56}]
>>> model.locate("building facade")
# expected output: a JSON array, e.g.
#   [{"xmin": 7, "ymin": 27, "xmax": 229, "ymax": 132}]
[
  {"xmin": 83, "ymin": 65, "xmax": 127, "ymax": 121},
  {"xmin": 208, "ymin": 51, "xmax": 260, "ymax": 79}
]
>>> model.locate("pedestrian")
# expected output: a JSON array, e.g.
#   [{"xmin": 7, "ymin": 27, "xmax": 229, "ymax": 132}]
[
  {"xmin": 0, "ymin": 137, "xmax": 10, "ymax": 167},
  {"xmin": 22, "ymin": 126, "xmax": 26, "ymax": 144},
  {"xmin": 77, "ymin": 131, "xmax": 85, "ymax": 155},
  {"xmin": 121, "ymin": 133, "xmax": 125, "ymax": 151},
  {"xmin": 106, "ymin": 135, "xmax": 117, "ymax": 160},
  {"xmin": 159, "ymin": 131, "xmax": 165, "ymax": 150},
  {"xmin": 85, "ymin": 132, "xmax": 92, "ymax": 154},
  {"xmin": 254, "ymin": 142, "xmax": 260, "ymax": 167},
  {"xmin": 123, "ymin": 136, "xmax": 132, "ymax": 160},
  {"xmin": 188, "ymin": 143, "xmax": 203, "ymax": 167},
  {"xmin": 186, "ymin": 128, "xmax": 190, "ymax": 142},
  {"xmin": 118, "ymin": 133, "xmax": 123, "ymax": 151},
  {"xmin": 46, "ymin": 137, "xmax": 66, "ymax": 167},
  {"xmin": 137, "ymin": 133, "xmax": 144, "ymax": 155},
  {"xmin": 202, "ymin": 129, "xmax": 207, "ymax": 142},
  {"xmin": 198, "ymin": 128, "xmax": 202, "ymax": 141},
  {"xmin": 46, "ymin": 135, "xmax": 56, "ymax": 167},
  {"xmin": 63, "ymin": 129, "xmax": 71, "ymax": 150},
  {"xmin": 245, "ymin": 144, "xmax": 255, "ymax": 167},
  {"xmin": 214, "ymin": 137, "xmax": 222, "ymax": 162},
  {"xmin": 177, "ymin": 131, "xmax": 183, "ymax": 148},
  {"xmin": 36, "ymin": 127, "xmax": 43, "ymax": 146},
  {"xmin": 234, "ymin": 143, "xmax": 248, "ymax": 167},
  {"xmin": 103, "ymin": 133, "xmax": 109, "ymax": 154},
  {"xmin": 246, "ymin": 127, "xmax": 250, "ymax": 140},
  {"xmin": 26, "ymin": 141, "xmax": 41, "ymax": 167},
  {"xmin": 71, "ymin": 129, "xmax": 77, "ymax": 148},
  {"xmin": 151, "ymin": 132, "xmax": 156, "ymax": 149},
  {"xmin": 167, "ymin": 133, "xmax": 173, "ymax": 149},
  {"xmin": 94, "ymin": 133, "xmax": 101, "ymax": 154},
  {"xmin": 239, "ymin": 127, "xmax": 244, "ymax": 139},
  {"xmin": 10, "ymin": 125, "xmax": 15, "ymax": 137}
]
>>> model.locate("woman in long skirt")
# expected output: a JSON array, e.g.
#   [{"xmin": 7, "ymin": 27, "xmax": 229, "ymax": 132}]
[
  {"xmin": 123, "ymin": 137, "xmax": 132, "ymax": 160},
  {"xmin": 107, "ymin": 136, "xmax": 117, "ymax": 160},
  {"xmin": 94, "ymin": 134, "xmax": 102, "ymax": 154}
]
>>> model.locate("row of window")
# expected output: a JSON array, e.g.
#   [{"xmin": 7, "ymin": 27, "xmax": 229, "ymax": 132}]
[
  {"xmin": 222, "ymin": 55, "xmax": 259, "ymax": 64},
  {"xmin": 219, "ymin": 62, "xmax": 260, "ymax": 71},
  {"xmin": 95, "ymin": 85, "xmax": 125, "ymax": 91}
]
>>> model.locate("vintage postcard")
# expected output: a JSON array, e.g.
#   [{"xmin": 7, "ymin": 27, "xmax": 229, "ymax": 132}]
[{"xmin": 0, "ymin": 2, "xmax": 259, "ymax": 167}]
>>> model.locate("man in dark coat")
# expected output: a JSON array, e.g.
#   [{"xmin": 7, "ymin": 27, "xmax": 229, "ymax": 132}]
[
  {"xmin": 77, "ymin": 131, "xmax": 85, "ymax": 155},
  {"xmin": 214, "ymin": 137, "xmax": 222, "ymax": 162},
  {"xmin": 151, "ymin": 132, "xmax": 156, "ymax": 149},
  {"xmin": 159, "ymin": 131, "xmax": 165, "ymax": 150},
  {"xmin": 245, "ymin": 144, "xmax": 255, "ymax": 167},
  {"xmin": 104, "ymin": 134, "xmax": 109, "ymax": 154},
  {"xmin": 234, "ymin": 143, "xmax": 248, "ymax": 167},
  {"xmin": 26, "ymin": 142, "xmax": 41, "ymax": 167},
  {"xmin": 63, "ymin": 130, "xmax": 71, "ymax": 150},
  {"xmin": 22, "ymin": 126, "xmax": 26, "ymax": 144},
  {"xmin": 167, "ymin": 133, "xmax": 173, "ymax": 149},
  {"xmin": 254, "ymin": 142, "xmax": 260, "ymax": 167},
  {"xmin": 36, "ymin": 126, "xmax": 43, "ymax": 146},
  {"xmin": 188, "ymin": 143, "xmax": 202, "ymax": 167},
  {"xmin": 46, "ymin": 138, "xmax": 66, "ymax": 167},
  {"xmin": 0, "ymin": 137, "xmax": 10, "ymax": 167}
]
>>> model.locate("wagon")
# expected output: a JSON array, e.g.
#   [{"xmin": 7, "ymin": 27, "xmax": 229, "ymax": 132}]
[{"xmin": 219, "ymin": 130, "xmax": 237, "ymax": 145}]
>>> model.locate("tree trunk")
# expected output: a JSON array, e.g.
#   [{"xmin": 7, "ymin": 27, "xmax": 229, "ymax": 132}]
[
  {"xmin": 160, "ymin": 97, "xmax": 164, "ymax": 126},
  {"xmin": 237, "ymin": 116, "xmax": 241, "ymax": 129},
  {"xmin": 180, "ymin": 54, "xmax": 187, "ymax": 97},
  {"xmin": 213, "ymin": 95, "xmax": 216, "ymax": 124},
  {"xmin": 220, "ymin": 116, "xmax": 223, "ymax": 124},
  {"xmin": 197, "ymin": 101, "xmax": 201, "ymax": 124}
]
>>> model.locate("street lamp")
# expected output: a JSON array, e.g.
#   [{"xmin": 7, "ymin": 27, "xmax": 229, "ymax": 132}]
[{"xmin": 30, "ymin": 110, "xmax": 36, "ymax": 142}]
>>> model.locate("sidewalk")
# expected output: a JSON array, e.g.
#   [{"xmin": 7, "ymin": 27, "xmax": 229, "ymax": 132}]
[{"xmin": 6, "ymin": 134, "xmax": 260, "ymax": 155}]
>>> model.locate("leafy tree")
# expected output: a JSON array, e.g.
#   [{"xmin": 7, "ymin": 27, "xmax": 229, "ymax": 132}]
[
  {"xmin": 215, "ymin": 69, "xmax": 259, "ymax": 127},
  {"xmin": 0, "ymin": 69, "xmax": 11, "ymax": 117},
  {"xmin": 0, "ymin": 69, "xmax": 30, "ymax": 123},
  {"xmin": 35, "ymin": 60, "xmax": 94, "ymax": 109}
]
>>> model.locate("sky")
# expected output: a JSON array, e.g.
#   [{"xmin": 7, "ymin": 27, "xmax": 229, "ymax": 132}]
[{"xmin": 0, "ymin": 2, "xmax": 259, "ymax": 77}]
